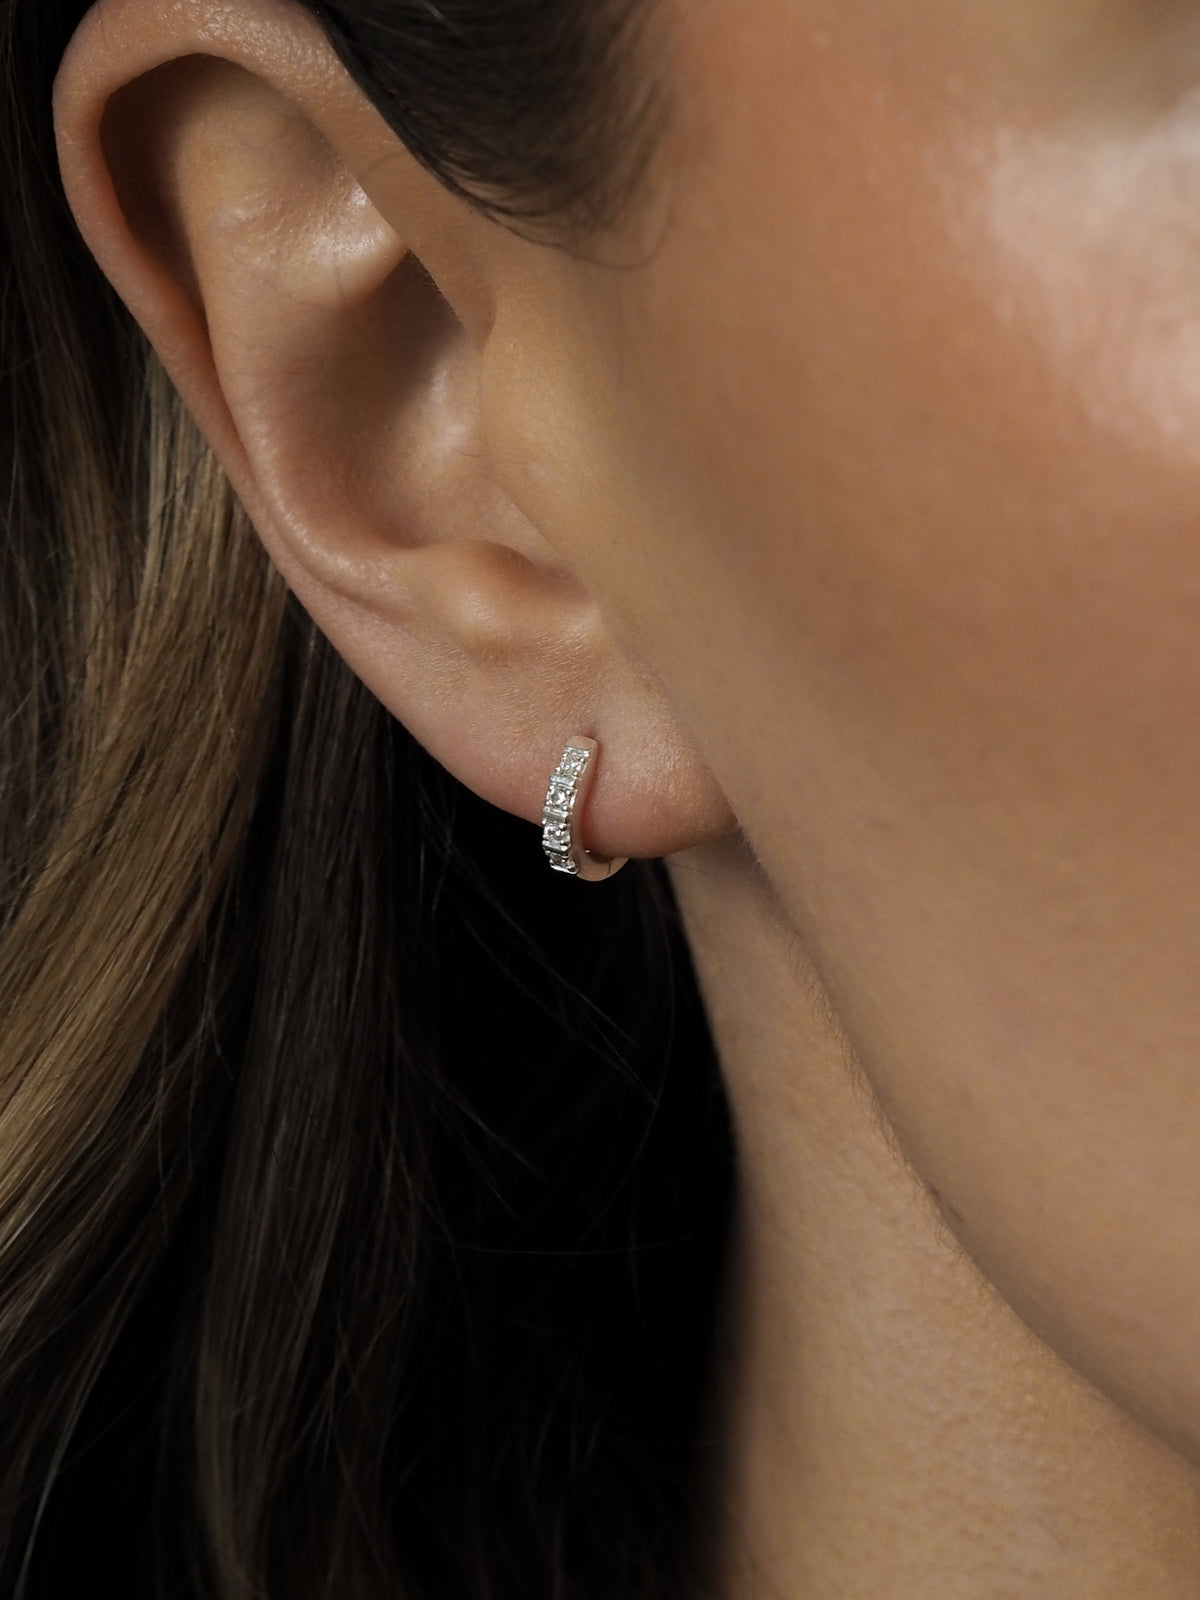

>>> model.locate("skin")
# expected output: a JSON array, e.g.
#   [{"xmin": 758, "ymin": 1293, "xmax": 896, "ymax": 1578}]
[{"xmin": 51, "ymin": 0, "xmax": 1200, "ymax": 1591}]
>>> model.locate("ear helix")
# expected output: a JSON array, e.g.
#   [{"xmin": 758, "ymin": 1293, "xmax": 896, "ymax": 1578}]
[{"xmin": 541, "ymin": 737, "xmax": 629, "ymax": 882}]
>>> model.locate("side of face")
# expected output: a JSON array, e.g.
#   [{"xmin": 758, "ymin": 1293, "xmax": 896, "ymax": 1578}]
[
  {"xmin": 494, "ymin": 0, "xmax": 1200, "ymax": 1459},
  {"xmin": 53, "ymin": 0, "xmax": 1200, "ymax": 1469}
]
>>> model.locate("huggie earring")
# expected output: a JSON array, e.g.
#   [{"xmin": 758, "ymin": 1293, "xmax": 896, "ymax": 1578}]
[{"xmin": 541, "ymin": 737, "xmax": 629, "ymax": 881}]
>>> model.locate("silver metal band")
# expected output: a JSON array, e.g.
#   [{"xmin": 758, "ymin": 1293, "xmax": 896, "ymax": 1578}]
[{"xmin": 541, "ymin": 737, "xmax": 628, "ymax": 881}]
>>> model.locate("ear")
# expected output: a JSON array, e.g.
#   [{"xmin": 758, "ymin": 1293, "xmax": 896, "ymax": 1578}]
[{"xmin": 52, "ymin": 0, "xmax": 735, "ymax": 863}]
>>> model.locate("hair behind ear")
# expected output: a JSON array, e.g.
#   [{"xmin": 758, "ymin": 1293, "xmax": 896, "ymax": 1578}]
[{"xmin": 2, "ymin": 10, "xmax": 731, "ymax": 1596}]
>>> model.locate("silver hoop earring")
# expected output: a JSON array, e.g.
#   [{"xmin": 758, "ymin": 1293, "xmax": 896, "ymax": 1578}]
[{"xmin": 541, "ymin": 737, "xmax": 629, "ymax": 881}]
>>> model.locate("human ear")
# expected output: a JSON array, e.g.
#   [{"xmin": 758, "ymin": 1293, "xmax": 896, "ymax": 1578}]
[{"xmin": 52, "ymin": 0, "xmax": 735, "ymax": 863}]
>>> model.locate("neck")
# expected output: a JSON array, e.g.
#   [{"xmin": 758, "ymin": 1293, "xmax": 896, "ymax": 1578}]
[{"xmin": 669, "ymin": 837, "xmax": 1200, "ymax": 1600}]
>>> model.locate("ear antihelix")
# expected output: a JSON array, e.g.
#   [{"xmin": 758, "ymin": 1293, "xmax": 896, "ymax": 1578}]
[{"xmin": 541, "ymin": 737, "xmax": 629, "ymax": 882}]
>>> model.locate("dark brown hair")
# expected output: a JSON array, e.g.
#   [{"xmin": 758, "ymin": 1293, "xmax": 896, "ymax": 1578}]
[
  {"xmin": 0, "ymin": 2, "xmax": 729, "ymax": 1597},
  {"xmin": 310, "ymin": 0, "xmax": 668, "ymax": 230}
]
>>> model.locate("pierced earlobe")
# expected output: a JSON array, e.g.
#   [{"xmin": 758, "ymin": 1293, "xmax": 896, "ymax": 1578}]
[{"xmin": 541, "ymin": 737, "xmax": 629, "ymax": 882}]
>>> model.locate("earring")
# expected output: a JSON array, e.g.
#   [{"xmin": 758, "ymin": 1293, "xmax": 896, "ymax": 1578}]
[{"xmin": 542, "ymin": 737, "xmax": 629, "ymax": 881}]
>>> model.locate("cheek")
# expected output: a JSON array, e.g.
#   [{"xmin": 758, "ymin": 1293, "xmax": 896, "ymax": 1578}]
[{"xmin": 556, "ymin": 9, "xmax": 1200, "ymax": 1457}]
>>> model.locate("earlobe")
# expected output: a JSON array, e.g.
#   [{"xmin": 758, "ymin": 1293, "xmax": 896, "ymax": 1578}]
[{"xmin": 53, "ymin": 0, "xmax": 738, "ymax": 862}]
